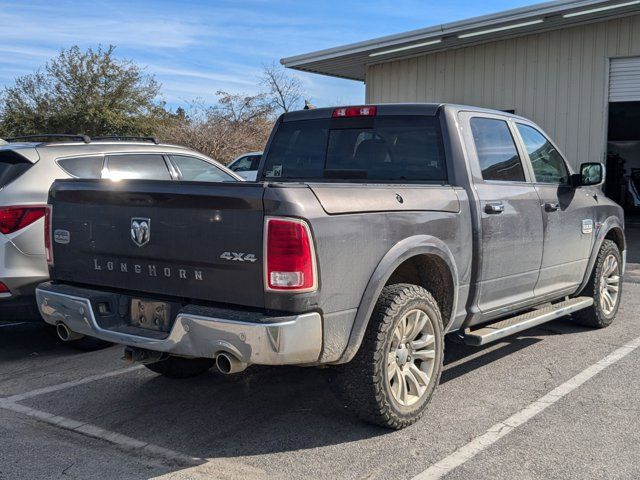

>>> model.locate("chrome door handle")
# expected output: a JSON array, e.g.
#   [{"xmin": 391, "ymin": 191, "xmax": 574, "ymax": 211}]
[
  {"xmin": 544, "ymin": 202, "xmax": 560, "ymax": 212},
  {"xmin": 485, "ymin": 202, "xmax": 505, "ymax": 214}
]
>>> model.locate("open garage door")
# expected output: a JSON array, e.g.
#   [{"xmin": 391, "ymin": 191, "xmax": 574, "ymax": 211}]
[
  {"xmin": 610, "ymin": 57, "xmax": 640, "ymax": 102},
  {"xmin": 608, "ymin": 57, "xmax": 640, "ymax": 222}
]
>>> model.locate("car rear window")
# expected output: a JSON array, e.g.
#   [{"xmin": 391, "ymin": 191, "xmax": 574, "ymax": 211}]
[
  {"xmin": 57, "ymin": 155, "xmax": 104, "ymax": 179},
  {"xmin": 0, "ymin": 150, "xmax": 34, "ymax": 188},
  {"xmin": 105, "ymin": 154, "xmax": 171, "ymax": 180},
  {"xmin": 170, "ymin": 155, "xmax": 236, "ymax": 182},
  {"xmin": 262, "ymin": 116, "xmax": 446, "ymax": 182}
]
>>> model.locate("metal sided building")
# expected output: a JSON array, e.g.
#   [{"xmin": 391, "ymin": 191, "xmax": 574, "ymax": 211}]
[{"xmin": 282, "ymin": 0, "xmax": 640, "ymax": 217}]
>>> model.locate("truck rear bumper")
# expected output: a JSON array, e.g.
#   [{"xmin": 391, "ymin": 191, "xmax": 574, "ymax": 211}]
[{"xmin": 35, "ymin": 282, "xmax": 323, "ymax": 366}]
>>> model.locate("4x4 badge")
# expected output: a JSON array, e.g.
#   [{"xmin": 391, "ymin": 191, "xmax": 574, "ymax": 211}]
[{"xmin": 131, "ymin": 218, "xmax": 151, "ymax": 247}]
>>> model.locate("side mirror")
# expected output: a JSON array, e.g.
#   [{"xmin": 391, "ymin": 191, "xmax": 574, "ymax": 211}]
[{"xmin": 572, "ymin": 162, "xmax": 604, "ymax": 187}]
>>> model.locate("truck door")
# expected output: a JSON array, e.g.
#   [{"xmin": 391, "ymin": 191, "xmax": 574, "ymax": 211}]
[
  {"xmin": 461, "ymin": 114, "xmax": 544, "ymax": 313},
  {"xmin": 514, "ymin": 123, "xmax": 596, "ymax": 296}
]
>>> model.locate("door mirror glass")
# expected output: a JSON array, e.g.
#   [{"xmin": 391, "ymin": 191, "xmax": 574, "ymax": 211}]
[{"xmin": 579, "ymin": 162, "xmax": 604, "ymax": 186}]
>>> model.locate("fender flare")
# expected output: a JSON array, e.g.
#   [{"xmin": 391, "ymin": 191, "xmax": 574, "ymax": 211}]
[
  {"xmin": 577, "ymin": 216, "xmax": 626, "ymax": 294},
  {"xmin": 336, "ymin": 235, "xmax": 459, "ymax": 364}
]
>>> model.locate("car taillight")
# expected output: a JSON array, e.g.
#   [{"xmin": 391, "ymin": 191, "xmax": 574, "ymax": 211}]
[
  {"xmin": 0, "ymin": 206, "xmax": 46, "ymax": 235},
  {"xmin": 44, "ymin": 206, "xmax": 53, "ymax": 265},
  {"xmin": 265, "ymin": 217, "xmax": 317, "ymax": 292},
  {"xmin": 332, "ymin": 105, "xmax": 377, "ymax": 118},
  {"xmin": 0, "ymin": 282, "xmax": 9, "ymax": 294}
]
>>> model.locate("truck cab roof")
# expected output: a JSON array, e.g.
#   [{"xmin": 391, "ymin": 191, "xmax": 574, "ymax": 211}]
[{"xmin": 281, "ymin": 103, "xmax": 531, "ymax": 123}]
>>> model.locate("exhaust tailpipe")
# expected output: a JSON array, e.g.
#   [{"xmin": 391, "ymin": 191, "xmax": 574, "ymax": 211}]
[
  {"xmin": 56, "ymin": 323, "xmax": 85, "ymax": 342},
  {"xmin": 216, "ymin": 352, "xmax": 248, "ymax": 375}
]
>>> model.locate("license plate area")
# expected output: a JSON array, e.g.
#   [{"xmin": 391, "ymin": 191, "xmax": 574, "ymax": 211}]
[{"xmin": 130, "ymin": 298, "xmax": 171, "ymax": 332}]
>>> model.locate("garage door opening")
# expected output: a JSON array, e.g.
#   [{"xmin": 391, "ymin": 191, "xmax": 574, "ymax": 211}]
[
  {"xmin": 606, "ymin": 58, "xmax": 640, "ymax": 223},
  {"xmin": 607, "ymin": 102, "xmax": 640, "ymax": 220}
]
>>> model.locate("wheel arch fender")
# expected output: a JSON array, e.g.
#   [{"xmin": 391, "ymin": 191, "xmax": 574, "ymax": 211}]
[
  {"xmin": 337, "ymin": 235, "xmax": 459, "ymax": 364},
  {"xmin": 577, "ymin": 216, "xmax": 626, "ymax": 294}
]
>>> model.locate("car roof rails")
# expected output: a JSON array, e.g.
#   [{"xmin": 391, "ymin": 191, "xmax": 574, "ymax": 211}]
[
  {"xmin": 92, "ymin": 136, "xmax": 159, "ymax": 144},
  {"xmin": 6, "ymin": 134, "xmax": 92, "ymax": 144}
]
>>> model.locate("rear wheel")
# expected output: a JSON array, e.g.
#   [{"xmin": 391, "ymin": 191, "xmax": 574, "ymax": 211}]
[
  {"xmin": 144, "ymin": 356, "xmax": 215, "ymax": 379},
  {"xmin": 335, "ymin": 284, "xmax": 444, "ymax": 429},
  {"xmin": 573, "ymin": 239, "xmax": 623, "ymax": 328}
]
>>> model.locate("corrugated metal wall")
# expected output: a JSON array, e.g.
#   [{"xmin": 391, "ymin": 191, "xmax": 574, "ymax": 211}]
[{"xmin": 366, "ymin": 14, "xmax": 640, "ymax": 168}]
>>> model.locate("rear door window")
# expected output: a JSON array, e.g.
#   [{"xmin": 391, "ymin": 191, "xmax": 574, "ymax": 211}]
[
  {"xmin": 0, "ymin": 150, "xmax": 34, "ymax": 188},
  {"xmin": 104, "ymin": 154, "xmax": 171, "ymax": 180},
  {"xmin": 57, "ymin": 156, "xmax": 104, "ymax": 178},
  {"xmin": 262, "ymin": 116, "xmax": 446, "ymax": 182},
  {"xmin": 470, "ymin": 118, "xmax": 526, "ymax": 182},
  {"xmin": 170, "ymin": 155, "xmax": 236, "ymax": 182}
]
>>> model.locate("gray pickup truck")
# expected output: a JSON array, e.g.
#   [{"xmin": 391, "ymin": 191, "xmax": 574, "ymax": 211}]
[{"xmin": 36, "ymin": 104, "xmax": 625, "ymax": 429}]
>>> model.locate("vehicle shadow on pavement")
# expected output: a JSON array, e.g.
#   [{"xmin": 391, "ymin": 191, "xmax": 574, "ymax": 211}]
[
  {"xmin": 65, "ymin": 316, "xmax": 587, "ymax": 458},
  {"xmin": 0, "ymin": 313, "xmax": 619, "ymax": 463},
  {"xmin": 0, "ymin": 321, "xmax": 64, "ymax": 363},
  {"xmin": 441, "ymin": 317, "xmax": 591, "ymax": 385}
]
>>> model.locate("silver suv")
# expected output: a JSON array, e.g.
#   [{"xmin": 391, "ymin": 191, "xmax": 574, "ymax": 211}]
[{"xmin": 0, "ymin": 135, "xmax": 240, "ymax": 324}]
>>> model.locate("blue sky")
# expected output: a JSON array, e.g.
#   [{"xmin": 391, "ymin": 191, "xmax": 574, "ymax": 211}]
[{"xmin": 0, "ymin": 0, "xmax": 539, "ymax": 110}]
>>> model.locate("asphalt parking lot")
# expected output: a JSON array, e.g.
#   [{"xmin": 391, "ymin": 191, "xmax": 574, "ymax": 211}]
[{"xmin": 2, "ymin": 228, "xmax": 640, "ymax": 480}]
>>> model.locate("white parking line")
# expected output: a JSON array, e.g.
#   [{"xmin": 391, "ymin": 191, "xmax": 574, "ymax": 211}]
[
  {"xmin": 4, "ymin": 365, "xmax": 143, "ymax": 402},
  {"xmin": 412, "ymin": 334, "xmax": 640, "ymax": 480},
  {"xmin": 0, "ymin": 400, "xmax": 203, "ymax": 466},
  {"xmin": 0, "ymin": 365, "xmax": 267, "ymax": 477}
]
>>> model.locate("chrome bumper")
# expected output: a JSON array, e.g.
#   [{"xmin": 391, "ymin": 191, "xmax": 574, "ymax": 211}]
[{"xmin": 35, "ymin": 284, "xmax": 323, "ymax": 366}]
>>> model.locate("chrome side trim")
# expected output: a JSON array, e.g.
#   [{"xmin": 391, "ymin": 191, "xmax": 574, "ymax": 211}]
[{"xmin": 36, "ymin": 286, "xmax": 323, "ymax": 365}]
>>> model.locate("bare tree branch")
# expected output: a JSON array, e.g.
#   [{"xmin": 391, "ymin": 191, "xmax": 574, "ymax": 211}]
[{"xmin": 260, "ymin": 63, "xmax": 305, "ymax": 113}]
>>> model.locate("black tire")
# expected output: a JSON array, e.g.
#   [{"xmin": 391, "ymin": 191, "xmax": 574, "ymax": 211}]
[
  {"xmin": 66, "ymin": 336, "xmax": 113, "ymax": 351},
  {"xmin": 144, "ymin": 356, "xmax": 215, "ymax": 379},
  {"xmin": 335, "ymin": 284, "xmax": 444, "ymax": 429},
  {"xmin": 573, "ymin": 239, "xmax": 623, "ymax": 328}
]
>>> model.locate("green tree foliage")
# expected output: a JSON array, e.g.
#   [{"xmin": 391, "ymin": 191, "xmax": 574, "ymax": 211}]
[{"xmin": 0, "ymin": 45, "xmax": 172, "ymax": 137}]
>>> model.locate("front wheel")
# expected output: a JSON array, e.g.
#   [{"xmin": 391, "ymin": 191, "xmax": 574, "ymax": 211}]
[
  {"xmin": 573, "ymin": 239, "xmax": 623, "ymax": 328},
  {"xmin": 336, "ymin": 284, "xmax": 444, "ymax": 429}
]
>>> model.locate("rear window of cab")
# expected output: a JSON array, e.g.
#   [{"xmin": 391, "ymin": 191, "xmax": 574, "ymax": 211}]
[{"xmin": 262, "ymin": 116, "xmax": 447, "ymax": 183}]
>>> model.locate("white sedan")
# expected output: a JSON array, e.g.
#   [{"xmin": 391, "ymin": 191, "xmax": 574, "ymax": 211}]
[{"xmin": 227, "ymin": 151, "xmax": 263, "ymax": 181}]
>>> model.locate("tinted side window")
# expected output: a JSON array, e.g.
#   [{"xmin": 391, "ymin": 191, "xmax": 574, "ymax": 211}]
[
  {"xmin": 170, "ymin": 155, "xmax": 235, "ymax": 182},
  {"xmin": 105, "ymin": 154, "xmax": 171, "ymax": 180},
  {"xmin": 516, "ymin": 124, "xmax": 569, "ymax": 184},
  {"xmin": 470, "ymin": 118, "xmax": 526, "ymax": 182},
  {"xmin": 58, "ymin": 156, "xmax": 104, "ymax": 178}
]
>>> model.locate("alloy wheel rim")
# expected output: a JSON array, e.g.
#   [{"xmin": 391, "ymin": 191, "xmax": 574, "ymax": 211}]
[
  {"xmin": 387, "ymin": 309, "xmax": 437, "ymax": 407},
  {"xmin": 599, "ymin": 254, "xmax": 620, "ymax": 316}
]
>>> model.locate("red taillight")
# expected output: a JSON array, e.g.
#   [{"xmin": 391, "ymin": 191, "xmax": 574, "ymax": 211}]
[
  {"xmin": 332, "ymin": 105, "xmax": 377, "ymax": 118},
  {"xmin": 44, "ymin": 206, "xmax": 53, "ymax": 265},
  {"xmin": 265, "ymin": 218, "xmax": 316, "ymax": 292},
  {"xmin": 0, "ymin": 206, "xmax": 46, "ymax": 235},
  {"xmin": 0, "ymin": 282, "xmax": 9, "ymax": 294}
]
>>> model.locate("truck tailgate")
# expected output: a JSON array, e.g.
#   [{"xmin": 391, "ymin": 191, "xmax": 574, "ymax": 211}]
[{"xmin": 49, "ymin": 180, "xmax": 265, "ymax": 308}]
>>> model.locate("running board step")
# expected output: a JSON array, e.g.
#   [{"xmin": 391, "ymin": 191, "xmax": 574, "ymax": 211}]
[{"xmin": 462, "ymin": 296, "xmax": 594, "ymax": 346}]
